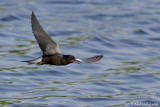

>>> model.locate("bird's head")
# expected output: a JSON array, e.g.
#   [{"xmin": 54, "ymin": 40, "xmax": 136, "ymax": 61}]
[{"xmin": 63, "ymin": 55, "xmax": 81, "ymax": 64}]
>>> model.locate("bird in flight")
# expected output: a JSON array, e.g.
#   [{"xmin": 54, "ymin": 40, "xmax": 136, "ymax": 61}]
[{"xmin": 24, "ymin": 12, "xmax": 103, "ymax": 65}]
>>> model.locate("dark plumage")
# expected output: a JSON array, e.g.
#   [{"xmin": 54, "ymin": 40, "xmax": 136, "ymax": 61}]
[
  {"xmin": 24, "ymin": 12, "xmax": 103, "ymax": 65},
  {"xmin": 42, "ymin": 54, "xmax": 77, "ymax": 65}
]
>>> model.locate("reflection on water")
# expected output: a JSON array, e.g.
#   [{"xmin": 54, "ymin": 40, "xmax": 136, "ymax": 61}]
[{"xmin": 0, "ymin": 0, "xmax": 160, "ymax": 107}]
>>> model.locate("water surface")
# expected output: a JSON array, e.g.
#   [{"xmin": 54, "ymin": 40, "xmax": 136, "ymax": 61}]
[{"xmin": 0, "ymin": 0, "xmax": 160, "ymax": 107}]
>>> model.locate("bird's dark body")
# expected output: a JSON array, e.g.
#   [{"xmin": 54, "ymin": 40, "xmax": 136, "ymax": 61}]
[{"xmin": 42, "ymin": 54, "xmax": 75, "ymax": 65}]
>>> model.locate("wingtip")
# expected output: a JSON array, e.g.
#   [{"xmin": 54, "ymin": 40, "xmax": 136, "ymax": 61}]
[
  {"xmin": 99, "ymin": 54, "xmax": 103, "ymax": 57},
  {"xmin": 100, "ymin": 55, "xmax": 104, "ymax": 58},
  {"xmin": 97, "ymin": 54, "xmax": 103, "ymax": 61},
  {"xmin": 32, "ymin": 11, "xmax": 34, "ymax": 15},
  {"xmin": 31, "ymin": 11, "xmax": 39, "ymax": 27},
  {"xmin": 96, "ymin": 54, "xmax": 104, "ymax": 59},
  {"xmin": 31, "ymin": 11, "xmax": 35, "ymax": 19},
  {"xmin": 82, "ymin": 54, "xmax": 104, "ymax": 63}
]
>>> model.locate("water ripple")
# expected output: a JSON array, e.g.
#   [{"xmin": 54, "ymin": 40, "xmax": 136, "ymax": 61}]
[{"xmin": 0, "ymin": 0, "xmax": 160, "ymax": 106}]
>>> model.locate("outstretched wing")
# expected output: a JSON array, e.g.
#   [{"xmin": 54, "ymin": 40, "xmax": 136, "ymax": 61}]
[
  {"xmin": 31, "ymin": 12, "xmax": 60, "ymax": 55},
  {"xmin": 81, "ymin": 55, "xmax": 103, "ymax": 63}
]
